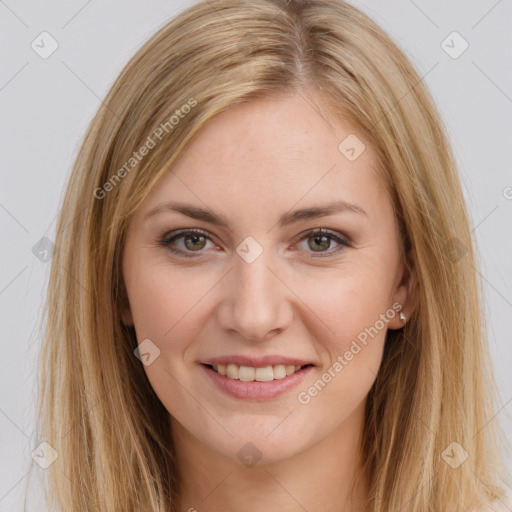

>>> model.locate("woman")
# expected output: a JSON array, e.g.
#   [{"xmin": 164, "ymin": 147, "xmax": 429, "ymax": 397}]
[{"xmin": 31, "ymin": 0, "xmax": 511, "ymax": 510}]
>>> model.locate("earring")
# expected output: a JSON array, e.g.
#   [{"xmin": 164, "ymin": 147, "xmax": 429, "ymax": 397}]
[{"xmin": 399, "ymin": 310, "xmax": 406, "ymax": 322}]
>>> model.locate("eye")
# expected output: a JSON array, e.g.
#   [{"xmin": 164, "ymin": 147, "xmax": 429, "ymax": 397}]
[
  {"xmin": 158, "ymin": 229, "xmax": 216, "ymax": 258},
  {"xmin": 158, "ymin": 228, "xmax": 351, "ymax": 258},
  {"xmin": 293, "ymin": 228, "xmax": 350, "ymax": 257}
]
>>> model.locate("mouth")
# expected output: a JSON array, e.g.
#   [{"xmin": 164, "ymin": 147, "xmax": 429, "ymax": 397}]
[
  {"xmin": 200, "ymin": 361, "xmax": 315, "ymax": 400},
  {"xmin": 202, "ymin": 362, "xmax": 315, "ymax": 382}
]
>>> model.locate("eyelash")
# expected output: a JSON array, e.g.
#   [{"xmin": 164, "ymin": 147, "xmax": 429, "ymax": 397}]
[{"xmin": 157, "ymin": 228, "xmax": 351, "ymax": 259}]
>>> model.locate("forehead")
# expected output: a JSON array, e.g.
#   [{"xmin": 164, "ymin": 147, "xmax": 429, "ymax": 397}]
[{"xmin": 142, "ymin": 93, "xmax": 389, "ymax": 223}]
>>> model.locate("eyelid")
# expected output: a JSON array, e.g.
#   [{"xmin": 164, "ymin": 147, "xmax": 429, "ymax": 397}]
[
  {"xmin": 158, "ymin": 228, "xmax": 216, "ymax": 258},
  {"xmin": 290, "ymin": 228, "xmax": 351, "ymax": 257},
  {"xmin": 158, "ymin": 227, "xmax": 351, "ymax": 258},
  {"xmin": 291, "ymin": 227, "xmax": 350, "ymax": 245}
]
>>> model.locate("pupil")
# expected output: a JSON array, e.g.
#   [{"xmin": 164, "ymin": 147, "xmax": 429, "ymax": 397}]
[
  {"xmin": 310, "ymin": 235, "xmax": 329, "ymax": 252},
  {"xmin": 185, "ymin": 235, "xmax": 205, "ymax": 250}
]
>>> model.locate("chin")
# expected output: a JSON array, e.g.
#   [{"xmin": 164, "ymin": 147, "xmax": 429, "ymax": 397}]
[{"xmin": 206, "ymin": 419, "xmax": 311, "ymax": 467}]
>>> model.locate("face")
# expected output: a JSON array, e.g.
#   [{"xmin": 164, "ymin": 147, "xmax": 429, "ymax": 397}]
[{"xmin": 122, "ymin": 92, "xmax": 412, "ymax": 466}]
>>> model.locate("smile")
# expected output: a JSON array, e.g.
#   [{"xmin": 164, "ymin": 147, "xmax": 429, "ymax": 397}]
[
  {"xmin": 201, "ymin": 363, "xmax": 315, "ymax": 400},
  {"xmin": 209, "ymin": 363, "xmax": 309, "ymax": 381}
]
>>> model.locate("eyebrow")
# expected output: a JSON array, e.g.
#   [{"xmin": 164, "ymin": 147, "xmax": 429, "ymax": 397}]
[{"xmin": 145, "ymin": 199, "xmax": 367, "ymax": 228}]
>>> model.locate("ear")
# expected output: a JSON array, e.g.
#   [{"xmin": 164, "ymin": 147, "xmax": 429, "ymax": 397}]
[{"xmin": 387, "ymin": 247, "xmax": 418, "ymax": 330}]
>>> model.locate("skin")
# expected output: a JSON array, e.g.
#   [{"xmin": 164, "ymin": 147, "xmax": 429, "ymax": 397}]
[{"xmin": 122, "ymin": 91, "xmax": 415, "ymax": 512}]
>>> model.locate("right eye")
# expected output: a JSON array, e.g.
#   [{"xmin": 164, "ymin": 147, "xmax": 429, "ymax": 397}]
[{"xmin": 158, "ymin": 229, "xmax": 217, "ymax": 258}]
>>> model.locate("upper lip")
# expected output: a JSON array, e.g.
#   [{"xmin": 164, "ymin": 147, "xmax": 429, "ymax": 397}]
[{"xmin": 201, "ymin": 355, "xmax": 315, "ymax": 368}]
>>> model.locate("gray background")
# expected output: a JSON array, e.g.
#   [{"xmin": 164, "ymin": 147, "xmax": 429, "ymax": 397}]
[{"xmin": 1, "ymin": 0, "xmax": 511, "ymax": 509}]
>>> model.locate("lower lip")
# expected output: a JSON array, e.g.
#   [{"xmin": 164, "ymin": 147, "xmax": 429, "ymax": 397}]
[{"xmin": 201, "ymin": 364, "xmax": 314, "ymax": 400}]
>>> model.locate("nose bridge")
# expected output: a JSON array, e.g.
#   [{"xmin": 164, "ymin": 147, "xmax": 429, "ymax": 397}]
[{"xmin": 219, "ymin": 245, "xmax": 291, "ymax": 340}]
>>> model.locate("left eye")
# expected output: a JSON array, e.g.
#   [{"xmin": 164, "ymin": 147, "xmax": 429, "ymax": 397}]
[
  {"xmin": 158, "ymin": 228, "xmax": 349, "ymax": 258},
  {"xmin": 294, "ymin": 229, "xmax": 349, "ymax": 256}
]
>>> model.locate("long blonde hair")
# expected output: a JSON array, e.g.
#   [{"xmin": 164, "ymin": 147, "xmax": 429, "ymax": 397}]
[{"xmin": 29, "ymin": 0, "xmax": 510, "ymax": 510}]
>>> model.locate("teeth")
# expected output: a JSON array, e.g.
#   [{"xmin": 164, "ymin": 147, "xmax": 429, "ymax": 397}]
[
  {"xmin": 254, "ymin": 366, "xmax": 273, "ymax": 381},
  {"xmin": 273, "ymin": 365, "xmax": 287, "ymax": 379},
  {"xmin": 226, "ymin": 364, "xmax": 239, "ymax": 379},
  {"xmin": 239, "ymin": 366, "xmax": 255, "ymax": 381},
  {"xmin": 286, "ymin": 365, "xmax": 297, "ymax": 375},
  {"xmin": 211, "ymin": 363, "xmax": 306, "ymax": 381}
]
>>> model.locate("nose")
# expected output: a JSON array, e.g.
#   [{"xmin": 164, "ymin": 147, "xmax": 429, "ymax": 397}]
[{"xmin": 216, "ymin": 250, "xmax": 294, "ymax": 341}]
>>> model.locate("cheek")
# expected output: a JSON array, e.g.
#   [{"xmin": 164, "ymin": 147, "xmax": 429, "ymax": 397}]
[
  {"xmin": 123, "ymin": 262, "xmax": 213, "ymax": 406},
  {"xmin": 290, "ymin": 254, "xmax": 394, "ymax": 392},
  {"xmin": 295, "ymin": 258, "xmax": 394, "ymax": 339},
  {"xmin": 295, "ymin": 273, "xmax": 389, "ymax": 415},
  {"xmin": 124, "ymin": 259, "xmax": 219, "ymax": 350},
  {"xmin": 126, "ymin": 269, "xmax": 182, "ymax": 340}
]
